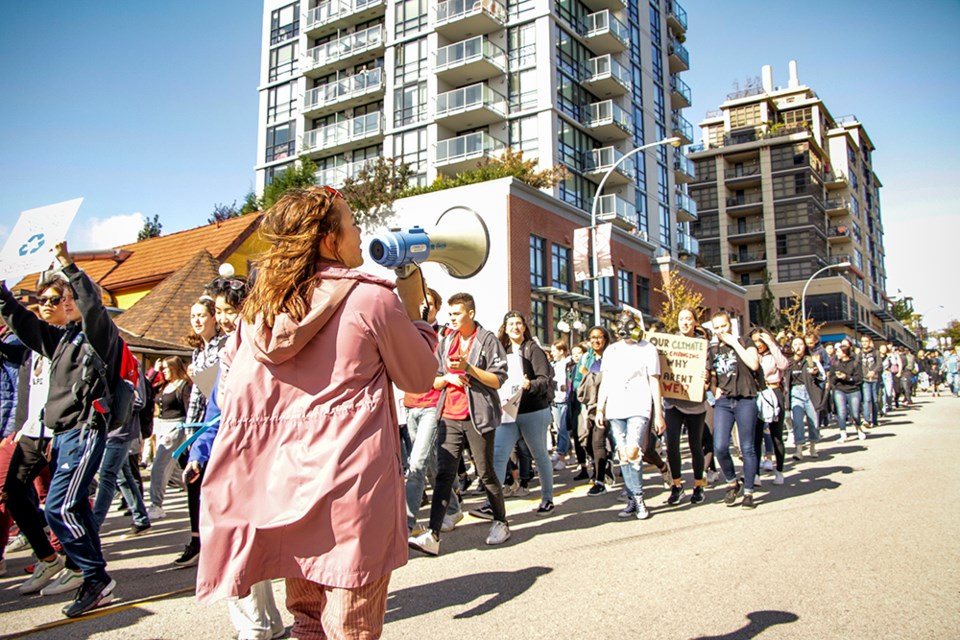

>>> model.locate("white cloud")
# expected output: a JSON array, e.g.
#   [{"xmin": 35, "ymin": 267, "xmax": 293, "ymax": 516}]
[{"xmin": 72, "ymin": 212, "xmax": 145, "ymax": 250}]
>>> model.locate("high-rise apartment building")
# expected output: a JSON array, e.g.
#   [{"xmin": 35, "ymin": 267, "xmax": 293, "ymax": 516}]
[{"xmin": 687, "ymin": 62, "xmax": 907, "ymax": 345}]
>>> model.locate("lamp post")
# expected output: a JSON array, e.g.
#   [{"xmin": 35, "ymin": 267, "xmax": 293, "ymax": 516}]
[
  {"xmin": 801, "ymin": 262, "xmax": 851, "ymax": 330},
  {"xmin": 589, "ymin": 136, "xmax": 681, "ymax": 323}
]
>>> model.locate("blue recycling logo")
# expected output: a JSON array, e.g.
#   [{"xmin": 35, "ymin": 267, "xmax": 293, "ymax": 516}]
[{"xmin": 18, "ymin": 233, "xmax": 45, "ymax": 256}]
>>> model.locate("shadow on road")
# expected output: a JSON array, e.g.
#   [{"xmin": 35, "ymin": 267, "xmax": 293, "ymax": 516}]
[
  {"xmin": 385, "ymin": 566, "xmax": 551, "ymax": 621},
  {"xmin": 691, "ymin": 609, "xmax": 799, "ymax": 639}
]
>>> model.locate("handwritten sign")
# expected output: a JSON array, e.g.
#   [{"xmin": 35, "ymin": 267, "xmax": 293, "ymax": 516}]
[
  {"xmin": 0, "ymin": 198, "xmax": 83, "ymax": 283},
  {"xmin": 647, "ymin": 331, "xmax": 708, "ymax": 402}
]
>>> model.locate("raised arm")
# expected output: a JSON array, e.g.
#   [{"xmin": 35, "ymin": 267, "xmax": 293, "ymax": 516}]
[
  {"xmin": 0, "ymin": 283, "xmax": 65, "ymax": 358},
  {"xmin": 56, "ymin": 243, "xmax": 119, "ymax": 367}
]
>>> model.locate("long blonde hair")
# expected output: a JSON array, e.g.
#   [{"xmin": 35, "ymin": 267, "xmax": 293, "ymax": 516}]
[{"xmin": 243, "ymin": 187, "xmax": 344, "ymax": 327}]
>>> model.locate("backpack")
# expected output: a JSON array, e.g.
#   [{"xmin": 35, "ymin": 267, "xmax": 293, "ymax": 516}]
[{"xmin": 83, "ymin": 339, "xmax": 137, "ymax": 430}]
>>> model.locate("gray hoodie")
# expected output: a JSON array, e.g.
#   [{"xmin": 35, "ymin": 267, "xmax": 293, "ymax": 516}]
[{"xmin": 435, "ymin": 324, "xmax": 508, "ymax": 434}]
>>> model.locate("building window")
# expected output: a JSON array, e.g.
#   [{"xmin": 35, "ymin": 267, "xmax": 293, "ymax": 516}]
[
  {"xmin": 617, "ymin": 270, "xmax": 634, "ymax": 306},
  {"xmin": 266, "ymin": 82, "xmax": 297, "ymax": 124},
  {"xmin": 264, "ymin": 162, "xmax": 292, "ymax": 186},
  {"xmin": 509, "ymin": 69, "xmax": 538, "ymax": 113},
  {"xmin": 508, "ymin": 23, "xmax": 537, "ymax": 70},
  {"xmin": 394, "ymin": 127, "xmax": 427, "ymax": 186},
  {"xmin": 509, "ymin": 115, "xmax": 539, "ymax": 156},
  {"xmin": 636, "ymin": 276, "xmax": 650, "ymax": 314},
  {"xmin": 270, "ymin": 3, "xmax": 299, "ymax": 45},
  {"xmin": 530, "ymin": 236, "xmax": 546, "ymax": 287},
  {"xmin": 531, "ymin": 299, "xmax": 547, "ymax": 343},
  {"xmin": 635, "ymin": 188, "xmax": 649, "ymax": 235},
  {"xmin": 394, "ymin": 38, "xmax": 428, "ymax": 85},
  {"xmin": 728, "ymin": 104, "xmax": 762, "ymax": 128},
  {"xmin": 395, "ymin": 0, "xmax": 428, "ymax": 38},
  {"xmin": 268, "ymin": 42, "xmax": 297, "ymax": 82},
  {"xmin": 659, "ymin": 204, "xmax": 671, "ymax": 247},
  {"xmin": 394, "ymin": 82, "xmax": 427, "ymax": 127},
  {"xmin": 265, "ymin": 122, "xmax": 296, "ymax": 162},
  {"xmin": 599, "ymin": 277, "xmax": 614, "ymax": 306},
  {"xmin": 551, "ymin": 244, "xmax": 571, "ymax": 291}
]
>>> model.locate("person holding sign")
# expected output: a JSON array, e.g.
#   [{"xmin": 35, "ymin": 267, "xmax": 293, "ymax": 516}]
[
  {"xmin": 708, "ymin": 311, "xmax": 761, "ymax": 510},
  {"xmin": 662, "ymin": 309, "xmax": 712, "ymax": 506},
  {"xmin": 596, "ymin": 312, "xmax": 664, "ymax": 520}
]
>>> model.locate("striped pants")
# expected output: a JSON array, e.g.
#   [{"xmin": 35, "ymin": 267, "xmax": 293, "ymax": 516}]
[{"xmin": 285, "ymin": 573, "xmax": 391, "ymax": 640}]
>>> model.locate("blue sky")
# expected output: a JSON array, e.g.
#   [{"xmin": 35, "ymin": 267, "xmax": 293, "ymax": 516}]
[{"xmin": 1, "ymin": 1, "xmax": 958, "ymax": 331}]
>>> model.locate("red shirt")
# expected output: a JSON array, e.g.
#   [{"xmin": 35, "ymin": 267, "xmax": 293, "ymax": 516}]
[{"xmin": 441, "ymin": 331, "xmax": 475, "ymax": 420}]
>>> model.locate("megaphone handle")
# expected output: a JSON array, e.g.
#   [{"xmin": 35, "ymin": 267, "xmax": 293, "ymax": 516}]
[{"xmin": 394, "ymin": 264, "xmax": 417, "ymax": 278}]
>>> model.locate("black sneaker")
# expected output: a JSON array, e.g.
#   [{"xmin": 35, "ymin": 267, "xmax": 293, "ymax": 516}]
[
  {"xmin": 691, "ymin": 486, "xmax": 705, "ymax": 505},
  {"xmin": 121, "ymin": 523, "xmax": 151, "ymax": 539},
  {"xmin": 535, "ymin": 500, "xmax": 555, "ymax": 516},
  {"xmin": 62, "ymin": 578, "xmax": 116, "ymax": 618},
  {"xmin": 741, "ymin": 493, "xmax": 756, "ymax": 510},
  {"xmin": 723, "ymin": 481, "xmax": 743, "ymax": 506},
  {"xmin": 667, "ymin": 484, "xmax": 684, "ymax": 505},
  {"xmin": 586, "ymin": 482, "xmax": 607, "ymax": 497},
  {"xmin": 572, "ymin": 468, "xmax": 590, "ymax": 481},
  {"xmin": 468, "ymin": 503, "xmax": 494, "ymax": 520},
  {"xmin": 173, "ymin": 542, "xmax": 200, "ymax": 567}
]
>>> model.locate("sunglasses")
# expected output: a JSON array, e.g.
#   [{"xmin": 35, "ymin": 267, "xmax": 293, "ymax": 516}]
[
  {"xmin": 323, "ymin": 185, "xmax": 345, "ymax": 201},
  {"xmin": 212, "ymin": 277, "xmax": 247, "ymax": 291},
  {"xmin": 38, "ymin": 295, "xmax": 63, "ymax": 307}
]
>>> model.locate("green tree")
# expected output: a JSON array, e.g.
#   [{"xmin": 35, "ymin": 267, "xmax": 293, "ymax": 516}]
[
  {"xmin": 656, "ymin": 270, "xmax": 705, "ymax": 333},
  {"xmin": 890, "ymin": 296, "xmax": 915, "ymax": 323},
  {"xmin": 260, "ymin": 156, "xmax": 319, "ymax": 210},
  {"xmin": 137, "ymin": 214, "xmax": 162, "ymax": 241},
  {"xmin": 340, "ymin": 157, "xmax": 414, "ymax": 231},
  {"xmin": 938, "ymin": 319, "xmax": 960, "ymax": 348},
  {"xmin": 209, "ymin": 201, "xmax": 240, "ymax": 224},
  {"xmin": 758, "ymin": 268, "xmax": 779, "ymax": 329},
  {"xmin": 400, "ymin": 148, "xmax": 568, "ymax": 198},
  {"xmin": 238, "ymin": 190, "xmax": 259, "ymax": 215}
]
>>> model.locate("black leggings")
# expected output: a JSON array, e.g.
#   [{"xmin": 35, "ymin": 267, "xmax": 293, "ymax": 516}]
[
  {"xmin": 187, "ymin": 462, "xmax": 206, "ymax": 536},
  {"xmin": 664, "ymin": 408, "xmax": 706, "ymax": 482},
  {"xmin": 4, "ymin": 436, "xmax": 55, "ymax": 560},
  {"xmin": 755, "ymin": 387, "xmax": 786, "ymax": 473}
]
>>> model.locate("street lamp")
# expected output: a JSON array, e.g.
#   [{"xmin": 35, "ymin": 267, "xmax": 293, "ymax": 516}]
[
  {"xmin": 801, "ymin": 262, "xmax": 851, "ymax": 330},
  {"xmin": 589, "ymin": 136, "xmax": 681, "ymax": 323}
]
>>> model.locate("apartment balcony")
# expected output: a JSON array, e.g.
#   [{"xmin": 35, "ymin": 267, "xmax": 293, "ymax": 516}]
[
  {"xmin": 587, "ymin": 100, "xmax": 632, "ymax": 141},
  {"xmin": 728, "ymin": 250, "xmax": 767, "ymax": 271},
  {"xmin": 301, "ymin": 68, "xmax": 384, "ymax": 118},
  {"xmin": 671, "ymin": 113, "xmax": 694, "ymax": 145},
  {"xmin": 434, "ymin": 36, "xmax": 506, "ymax": 85},
  {"xmin": 668, "ymin": 39, "xmax": 689, "ymax": 73},
  {"xmin": 434, "ymin": 83, "xmax": 507, "ymax": 130},
  {"xmin": 584, "ymin": 11, "xmax": 629, "ymax": 55},
  {"xmin": 673, "ymin": 153, "xmax": 695, "ymax": 184},
  {"xmin": 435, "ymin": 131, "xmax": 505, "ymax": 174},
  {"xmin": 666, "ymin": 0, "xmax": 688, "ymax": 34},
  {"xmin": 302, "ymin": 25, "xmax": 384, "ymax": 77},
  {"xmin": 581, "ymin": 0, "xmax": 625, "ymax": 12},
  {"xmin": 827, "ymin": 225, "xmax": 852, "ymax": 243},
  {"xmin": 675, "ymin": 190, "xmax": 698, "ymax": 222},
  {"xmin": 725, "ymin": 193, "xmax": 764, "ymax": 215},
  {"xmin": 300, "ymin": 113, "xmax": 384, "ymax": 156},
  {"xmin": 585, "ymin": 146, "xmax": 634, "ymax": 185},
  {"xmin": 826, "ymin": 198, "xmax": 853, "ymax": 217},
  {"xmin": 824, "ymin": 171, "xmax": 850, "ymax": 190},
  {"xmin": 727, "ymin": 220, "xmax": 765, "ymax": 242},
  {"xmin": 723, "ymin": 165, "xmax": 762, "ymax": 187},
  {"xmin": 314, "ymin": 158, "xmax": 373, "ymax": 189},
  {"xmin": 434, "ymin": 0, "xmax": 507, "ymax": 39},
  {"xmin": 596, "ymin": 194, "xmax": 636, "ymax": 230},
  {"xmin": 678, "ymin": 234, "xmax": 699, "ymax": 258},
  {"xmin": 669, "ymin": 75, "xmax": 691, "ymax": 109},
  {"xmin": 582, "ymin": 54, "xmax": 630, "ymax": 97},
  {"xmin": 304, "ymin": 0, "xmax": 386, "ymax": 38}
]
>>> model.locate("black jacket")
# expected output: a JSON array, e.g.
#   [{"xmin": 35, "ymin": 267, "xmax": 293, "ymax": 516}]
[
  {"xmin": 830, "ymin": 355, "xmax": 863, "ymax": 394},
  {"xmin": 512, "ymin": 339, "xmax": 554, "ymax": 414},
  {"xmin": 0, "ymin": 263, "xmax": 120, "ymax": 434}
]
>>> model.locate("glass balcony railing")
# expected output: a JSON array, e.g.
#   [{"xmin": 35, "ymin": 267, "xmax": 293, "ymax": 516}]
[
  {"xmin": 435, "ymin": 83, "xmax": 506, "ymax": 118},
  {"xmin": 435, "ymin": 35, "xmax": 506, "ymax": 72},
  {"xmin": 435, "ymin": 0, "xmax": 507, "ymax": 25},
  {"xmin": 304, "ymin": 25, "xmax": 383, "ymax": 70},
  {"xmin": 302, "ymin": 68, "xmax": 383, "ymax": 112},
  {"xmin": 588, "ymin": 146, "xmax": 634, "ymax": 177},
  {"xmin": 586, "ymin": 10, "xmax": 629, "ymax": 46},
  {"xmin": 672, "ymin": 113, "xmax": 694, "ymax": 141},
  {"xmin": 301, "ymin": 113, "xmax": 382, "ymax": 152},
  {"xmin": 669, "ymin": 39, "xmax": 689, "ymax": 67},
  {"xmin": 678, "ymin": 234, "xmax": 699, "ymax": 256},
  {"xmin": 673, "ymin": 153, "xmax": 695, "ymax": 179},
  {"xmin": 670, "ymin": 75, "xmax": 691, "ymax": 104},
  {"xmin": 305, "ymin": 0, "xmax": 384, "ymax": 32},
  {"xmin": 587, "ymin": 54, "xmax": 631, "ymax": 88},
  {"xmin": 666, "ymin": 0, "xmax": 688, "ymax": 32},
  {"xmin": 597, "ymin": 194, "xmax": 635, "ymax": 226},
  {"xmin": 435, "ymin": 131, "xmax": 505, "ymax": 165},
  {"xmin": 588, "ymin": 100, "xmax": 632, "ymax": 131},
  {"xmin": 675, "ymin": 191, "xmax": 698, "ymax": 217},
  {"xmin": 314, "ymin": 158, "xmax": 373, "ymax": 188}
]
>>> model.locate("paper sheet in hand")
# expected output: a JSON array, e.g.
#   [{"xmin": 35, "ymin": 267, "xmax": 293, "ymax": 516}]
[
  {"xmin": 193, "ymin": 364, "xmax": 220, "ymax": 399},
  {"xmin": 647, "ymin": 331, "xmax": 708, "ymax": 402},
  {"xmin": 502, "ymin": 387, "xmax": 523, "ymax": 421},
  {"xmin": 0, "ymin": 198, "xmax": 83, "ymax": 283}
]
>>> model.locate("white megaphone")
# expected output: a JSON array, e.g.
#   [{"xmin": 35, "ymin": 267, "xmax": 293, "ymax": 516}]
[{"xmin": 368, "ymin": 206, "xmax": 490, "ymax": 278}]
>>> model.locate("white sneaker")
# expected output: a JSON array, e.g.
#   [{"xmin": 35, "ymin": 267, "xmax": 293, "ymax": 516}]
[
  {"xmin": 635, "ymin": 498, "xmax": 650, "ymax": 520},
  {"xmin": 761, "ymin": 459, "xmax": 774, "ymax": 472},
  {"xmin": 6, "ymin": 533, "xmax": 30, "ymax": 553},
  {"xmin": 838, "ymin": 432, "xmax": 848, "ymax": 443},
  {"xmin": 553, "ymin": 458, "xmax": 566, "ymax": 472},
  {"xmin": 40, "ymin": 567, "xmax": 83, "ymax": 595},
  {"xmin": 550, "ymin": 452, "xmax": 561, "ymax": 463},
  {"xmin": 408, "ymin": 530, "xmax": 439, "ymax": 556},
  {"xmin": 485, "ymin": 521, "xmax": 511, "ymax": 545},
  {"xmin": 501, "ymin": 484, "xmax": 515, "ymax": 498},
  {"xmin": 19, "ymin": 555, "xmax": 64, "ymax": 594},
  {"xmin": 857, "ymin": 430, "xmax": 866, "ymax": 441},
  {"xmin": 440, "ymin": 511, "xmax": 464, "ymax": 533},
  {"xmin": 754, "ymin": 474, "xmax": 762, "ymax": 487},
  {"xmin": 512, "ymin": 485, "xmax": 530, "ymax": 498},
  {"xmin": 773, "ymin": 471, "xmax": 784, "ymax": 485},
  {"xmin": 147, "ymin": 505, "xmax": 166, "ymax": 521}
]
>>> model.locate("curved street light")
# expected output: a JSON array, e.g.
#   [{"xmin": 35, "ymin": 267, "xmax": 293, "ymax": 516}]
[
  {"xmin": 589, "ymin": 136, "xmax": 681, "ymax": 323},
  {"xmin": 801, "ymin": 262, "xmax": 851, "ymax": 330}
]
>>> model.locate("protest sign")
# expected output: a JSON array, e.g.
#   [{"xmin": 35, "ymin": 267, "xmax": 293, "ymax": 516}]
[
  {"xmin": 647, "ymin": 331, "xmax": 708, "ymax": 402},
  {"xmin": 0, "ymin": 198, "xmax": 83, "ymax": 283}
]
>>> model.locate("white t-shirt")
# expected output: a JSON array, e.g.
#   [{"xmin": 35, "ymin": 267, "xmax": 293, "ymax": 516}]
[
  {"xmin": 599, "ymin": 340, "xmax": 661, "ymax": 420},
  {"xmin": 552, "ymin": 356, "xmax": 570, "ymax": 404},
  {"xmin": 20, "ymin": 353, "xmax": 51, "ymax": 439}
]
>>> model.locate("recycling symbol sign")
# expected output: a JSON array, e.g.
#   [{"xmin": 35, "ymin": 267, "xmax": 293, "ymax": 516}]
[{"xmin": 18, "ymin": 233, "xmax": 46, "ymax": 256}]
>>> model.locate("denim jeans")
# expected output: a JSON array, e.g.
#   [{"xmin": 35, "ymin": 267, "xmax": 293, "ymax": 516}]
[
  {"xmin": 493, "ymin": 408, "xmax": 554, "ymax": 502},
  {"xmin": 550, "ymin": 403, "xmax": 570, "ymax": 456},
  {"xmin": 861, "ymin": 381, "xmax": 879, "ymax": 426},
  {"xmin": 150, "ymin": 426, "xmax": 185, "ymax": 508},
  {"xmin": 834, "ymin": 389, "xmax": 862, "ymax": 434},
  {"xmin": 404, "ymin": 407, "xmax": 458, "ymax": 530},
  {"xmin": 790, "ymin": 385, "xmax": 820, "ymax": 445},
  {"xmin": 713, "ymin": 395, "xmax": 758, "ymax": 491},
  {"xmin": 608, "ymin": 416, "xmax": 650, "ymax": 500},
  {"xmin": 46, "ymin": 426, "xmax": 109, "ymax": 583},
  {"xmin": 93, "ymin": 440, "xmax": 150, "ymax": 529}
]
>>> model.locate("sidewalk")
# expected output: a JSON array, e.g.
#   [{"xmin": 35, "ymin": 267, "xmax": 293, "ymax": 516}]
[{"xmin": 0, "ymin": 396, "xmax": 957, "ymax": 639}]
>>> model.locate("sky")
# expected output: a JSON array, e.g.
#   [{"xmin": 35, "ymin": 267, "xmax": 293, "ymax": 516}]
[{"xmin": 0, "ymin": 1, "xmax": 958, "ymax": 331}]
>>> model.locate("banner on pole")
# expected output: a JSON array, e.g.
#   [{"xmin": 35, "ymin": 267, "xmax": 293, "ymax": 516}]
[
  {"xmin": 573, "ymin": 227, "xmax": 590, "ymax": 282},
  {"xmin": 647, "ymin": 331, "xmax": 708, "ymax": 402},
  {"xmin": 0, "ymin": 198, "xmax": 83, "ymax": 283},
  {"xmin": 596, "ymin": 223, "xmax": 613, "ymax": 278}
]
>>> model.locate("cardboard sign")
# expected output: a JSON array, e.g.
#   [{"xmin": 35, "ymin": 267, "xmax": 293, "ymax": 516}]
[
  {"xmin": 647, "ymin": 331, "xmax": 708, "ymax": 402},
  {"xmin": 0, "ymin": 198, "xmax": 83, "ymax": 283}
]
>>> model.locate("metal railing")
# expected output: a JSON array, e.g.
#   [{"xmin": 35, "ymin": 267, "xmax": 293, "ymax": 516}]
[
  {"xmin": 673, "ymin": 153, "xmax": 695, "ymax": 178},
  {"xmin": 727, "ymin": 221, "xmax": 764, "ymax": 235},
  {"xmin": 302, "ymin": 68, "xmax": 383, "ymax": 112},
  {"xmin": 588, "ymin": 100, "xmax": 632, "ymax": 131},
  {"xmin": 300, "ymin": 113, "xmax": 383, "ymax": 152},
  {"xmin": 675, "ymin": 191, "xmax": 698, "ymax": 216},
  {"xmin": 726, "ymin": 193, "xmax": 763, "ymax": 207},
  {"xmin": 669, "ymin": 39, "xmax": 689, "ymax": 66},
  {"xmin": 586, "ymin": 10, "xmax": 629, "ymax": 46},
  {"xmin": 303, "ymin": 25, "xmax": 383, "ymax": 71},
  {"xmin": 305, "ymin": 0, "xmax": 384, "ymax": 32},
  {"xmin": 314, "ymin": 158, "xmax": 373, "ymax": 188},
  {"xmin": 672, "ymin": 113, "xmax": 693, "ymax": 140},
  {"xmin": 670, "ymin": 75, "xmax": 691, "ymax": 104},
  {"xmin": 666, "ymin": 0, "xmax": 688, "ymax": 31},
  {"xmin": 435, "ymin": 35, "xmax": 506, "ymax": 72},
  {"xmin": 596, "ymin": 194, "xmax": 634, "ymax": 225},
  {"xmin": 586, "ymin": 55, "xmax": 630, "ymax": 89},
  {"xmin": 588, "ymin": 146, "xmax": 634, "ymax": 176},
  {"xmin": 435, "ymin": 131, "xmax": 505, "ymax": 165},
  {"xmin": 435, "ymin": 0, "xmax": 507, "ymax": 25},
  {"xmin": 724, "ymin": 166, "xmax": 761, "ymax": 180},
  {"xmin": 729, "ymin": 251, "xmax": 766, "ymax": 264},
  {"xmin": 435, "ymin": 83, "xmax": 507, "ymax": 118}
]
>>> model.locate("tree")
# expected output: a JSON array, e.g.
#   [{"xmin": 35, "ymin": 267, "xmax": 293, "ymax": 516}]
[
  {"xmin": 780, "ymin": 292, "xmax": 824, "ymax": 337},
  {"xmin": 238, "ymin": 190, "xmax": 259, "ymax": 215},
  {"xmin": 340, "ymin": 157, "xmax": 414, "ymax": 231},
  {"xmin": 938, "ymin": 319, "xmax": 960, "ymax": 348},
  {"xmin": 758, "ymin": 268, "xmax": 779, "ymax": 330},
  {"xmin": 209, "ymin": 201, "xmax": 240, "ymax": 224},
  {"xmin": 890, "ymin": 296, "xmax": 915, "ymax": 323},
  {"xmin": 400, "ymin": 148, "xmax": 568, "ymax": 198},
  {"xmin": 137, "ymin": 214, "xmax": 162, "ymax": 240},
  {"xmin": 656, "ymin": 269, "xmax": 704, "ymax": 333},
  {"xmin": 260, "ymin": 156, "xmax": 319, "ymax": 210}
]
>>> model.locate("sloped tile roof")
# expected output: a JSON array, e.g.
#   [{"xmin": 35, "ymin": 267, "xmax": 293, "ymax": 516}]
[
  {"xmin": 115, "ymin": 249, "xmax": 220, "ymax": 349},
  {"xmin": 10, "ymin": 256, "xmax": 122, "ymax": 297}
]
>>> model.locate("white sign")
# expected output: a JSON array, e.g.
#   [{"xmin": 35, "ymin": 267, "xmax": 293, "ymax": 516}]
[
  {"xmin": 647, "ymin": 331, "xmax": 709, "ymax": 403},
  {"xmin": 0, "ymin": 198, "xmax": 83, "ymax": 283}
]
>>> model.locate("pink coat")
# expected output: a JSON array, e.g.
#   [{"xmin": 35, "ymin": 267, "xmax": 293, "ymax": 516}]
[{"xmin": 196, "ymin": 265, "xmax": 438, "ymax": 604}]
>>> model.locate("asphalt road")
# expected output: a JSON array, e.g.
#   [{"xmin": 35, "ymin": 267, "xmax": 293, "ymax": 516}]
[{"xmin": 1, "ymin": 395, "xmax": 957, "ymax": 639}]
